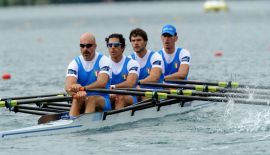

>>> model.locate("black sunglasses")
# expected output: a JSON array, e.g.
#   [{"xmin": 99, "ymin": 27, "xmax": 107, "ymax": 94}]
[
  {"xmin": 107, "ymin": 42, "xmax": 122, "ymax": 48},
  {"xmin": 162, "ymin": 33, "xmax": 173, "ymax": 37},
  {"xmin": 80, "ymin": 44, "xmax": 94, "ymax": 48}
]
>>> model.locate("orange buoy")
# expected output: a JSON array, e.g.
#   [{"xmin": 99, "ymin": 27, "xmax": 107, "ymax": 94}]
[
  {"xmin": 2, "ymin": 73, "xmax": 11, "ymax": 80},
  {"xmin": 214, "ymin": 51, "xmax": 223, "ymax": 57}
]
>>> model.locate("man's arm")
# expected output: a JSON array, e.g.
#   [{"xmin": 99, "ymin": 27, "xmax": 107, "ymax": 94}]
[
  {"xmin": 164, "ymin": 64, "xmax": 189, "ymax": 80},
  {"xmin": 85, "ymin": 55, "xmax": 111, "ymax": 89},
  {"xmin": 140, "ymin": 52, "xmax": 164, "ymax": 83},
  {"xmin": 114, "ymin": 60, "xmax": 140, "ymax": 88},
  {"xmin": 165, "ymin": 49, "xmax": 190, "ymax": 80},
  {"xmin": 65, "ymin": 76, "xmax": 78, "ymax": 96},
  {"xmin": 85, "ymin": 73, "xmax": 110, "ymax": 89},
  {"xmin": 115, "ymin": 73, "xmax": 138, "ymax": 88},
  {"xmin": 139, "ymin": 67, "xmax": 162, "ymax": 83},
  {"xmin": 65, "ymin": 60, "xmax": 81, "ymax": 96}
]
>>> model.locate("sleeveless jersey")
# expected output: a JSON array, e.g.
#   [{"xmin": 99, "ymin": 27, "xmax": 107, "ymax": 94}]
[
  {"xmin": 75, "ymin": 53, "xmax": 111, "ymax": 99},
  {"xmin": 130, "ymin": 51, "xmax": 164, "ymax": 89},
  {"xmin": 111, "ymin": 57, "xmax": 137, "ymax": 87},
  {"xmin": 159, "ymin": 48, "xmax": 188, "ymax": 80}
]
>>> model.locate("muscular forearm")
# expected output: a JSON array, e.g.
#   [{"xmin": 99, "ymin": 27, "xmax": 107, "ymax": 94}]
[
  {"xmin": 85, "ymin": 81, "xmax": 106, "ymax": 89},
  {"xmin": 85, "ymin": 73, "xmax": 109, "ymax": 89},
  {"xmin": 164, "ymin": 72, "xmax": 187, "ymax": 80},
  {"xmin": 140, "ymin": 68, "xmax": 162, "ymax": 83},
  {"xmin": 115, "ymin": 74, "xmax": 138, "ymax": 88},
  {"xmin": 65, "ymin": 77, "xmax": 78, "ymax": 96},
  {"xmin": 165, "ymin": 64, "xmax": 189, "ymax": 80},
  {"xmin": 140, "ymin": 75, "xmax": 160, "ymax": 83}
]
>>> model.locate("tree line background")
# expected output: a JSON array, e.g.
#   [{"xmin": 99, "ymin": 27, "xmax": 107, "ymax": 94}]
[{"xmin": 1, "ymin": 0, "xmax": 182, "ymax": 7}]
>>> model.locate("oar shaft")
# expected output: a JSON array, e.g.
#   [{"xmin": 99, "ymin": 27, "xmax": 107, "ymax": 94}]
[
  {"xmin": 0, "ymin": 93, "xmax": 66, "ymax": 101},
  {"xmin": 0, "ymin": 96, "xmax": 72, "ymax": 108},
  {"xmin": 139, "ymin": 82, "xmax": 270, "ymax": 95},
  {"xmin": 14, "ymin": 105, "xmax": 66, "ymax": 113},
  {"xmin": 85, "ymin": 88, "xmax": 146, "ymax": 96},
  {"xmin": 117, "ymin": 88, "xmax": 270, "ymax": 100},
  {"xmin": 165, "ymin": 94, "xmax": 270, "ymax": 106},
  {"xmin": 102, "ymin": 88, "xmax": 270, "ymax": 106},
  {"xmin": 166, "ymin": 79, "xmax": 226, "ymax": 87},
  {"xmin": 166, "ymin": 79, "xmax": 270, "ymax": 89},
  {"xmin": 45, "ymin": 105, "xmax": 70, "ymax": 111},
  {"xmin": 14, "ymin": 109, "xmax": 58, "ymax": 115}
]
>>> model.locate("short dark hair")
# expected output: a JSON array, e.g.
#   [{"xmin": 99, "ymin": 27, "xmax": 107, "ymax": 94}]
[
  {"xmin": 105, "ymin": 33, "xmax": 125, "ymax": 48},
  {"xmin": 129, "ymin": 28, "xmax": 148, "ymax": 42}
]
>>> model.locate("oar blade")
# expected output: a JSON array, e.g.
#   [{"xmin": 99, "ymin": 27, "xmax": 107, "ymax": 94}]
[{"xmin": 38, "ymin": 112, "xmax": 66, "ymax": 124}]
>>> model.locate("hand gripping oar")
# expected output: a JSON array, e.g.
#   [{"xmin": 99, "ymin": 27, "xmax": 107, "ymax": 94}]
[
  {"xmin": 139, "ymin": 82, "xmax": 270, "ymax": 96},
  {"xmin": 0, "ymin": 96, "xmax": 72, "ymax": 109},
  {"xmin": 0, "ymin": 93, "xmax": 67, "ymax": 101},
  {"xmin": 116, "ymin": 88, "xmax": 270, "ymax": 100},
  {"xmin": 165, "ymin": 79, "xmax": 270, "ymax": 89}
]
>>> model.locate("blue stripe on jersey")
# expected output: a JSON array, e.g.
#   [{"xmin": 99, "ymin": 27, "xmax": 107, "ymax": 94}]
[
  {"xmin": 130, "ymin": 51, "xmax": 164, "ymax": 89},
  {"xmin": 111, "ymin": 57, "xmax": 137, "ymax": 87},
  {"xmin": 75, "ymin": 54, "xmax": 111, "ymax": 98},
  {"xmin": 159, "ymin": 48, "xmax": 188, "ymax": 80}
]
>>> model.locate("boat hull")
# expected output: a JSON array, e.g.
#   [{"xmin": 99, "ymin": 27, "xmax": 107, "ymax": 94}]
[{"xmin": 0, "ymin": 100, "xmax": 212, "ymax": 139}]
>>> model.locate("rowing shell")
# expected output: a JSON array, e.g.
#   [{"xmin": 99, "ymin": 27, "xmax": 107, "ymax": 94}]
[{"xmin": 0, "ymin": 99, "xmax": 212, "ymax": 139}]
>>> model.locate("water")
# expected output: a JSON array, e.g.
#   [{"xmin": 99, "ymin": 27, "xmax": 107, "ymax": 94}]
[{"xmin": 1, "ymin": 1, "xmax": 270, "ymax": 154}]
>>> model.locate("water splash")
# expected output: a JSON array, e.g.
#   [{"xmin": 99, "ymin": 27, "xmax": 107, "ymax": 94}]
[
  {"xmin": 224, "ymin": 108, "xmax": 270, "ymax": 133},
  {"xmin": 223, "ymin": 98, "xmax": 235, "ymax": 120}
]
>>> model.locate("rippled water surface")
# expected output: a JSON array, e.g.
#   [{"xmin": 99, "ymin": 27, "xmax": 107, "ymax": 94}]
[{"xmin": 1, "ymin": 1, "xmax": 270, "ymax": 154}]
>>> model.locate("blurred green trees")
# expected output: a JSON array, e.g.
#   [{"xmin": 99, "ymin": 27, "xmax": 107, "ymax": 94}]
[{"xmin": 0, "ymin": 0, "xmax": 107, "ymax": 6}]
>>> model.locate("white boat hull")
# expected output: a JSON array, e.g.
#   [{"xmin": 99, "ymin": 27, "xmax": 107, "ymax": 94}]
[{"xmin": 0, "ymin": 100, "xmax": 212, "ymax": 139}]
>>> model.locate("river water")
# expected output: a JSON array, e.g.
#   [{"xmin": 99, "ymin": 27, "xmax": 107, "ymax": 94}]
[{"xmin": 1, "ymin": 1, "xmax": 270, "ymax": 154}]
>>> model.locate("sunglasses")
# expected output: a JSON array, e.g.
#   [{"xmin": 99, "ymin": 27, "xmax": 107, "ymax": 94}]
[
  {"xmin": 107, "ymin": 42, "xmax": 122, "ymax": 48},
  {"xmin": 162, "ymin": 33, "xmax": 173, "ymax": 37},
  {"xmin": 80, "ymin": 44, "xmax": 94, "ymax": 48}
]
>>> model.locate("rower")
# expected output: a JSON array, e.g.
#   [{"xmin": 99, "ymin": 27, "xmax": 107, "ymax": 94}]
[
  {"xmin": 106, "ymin": 33, "xmax": 140, "ymax": 109},
  {"xmin": 129, "ymin": 28, "xmax": 165, "ymax": 92},
  {"xmin": 158, "ymin": 24, "xmax": 191, "ymax": 81},
  {"xmin": 65, "ymin": 32, "xmax": 112, "ymax": 118}
]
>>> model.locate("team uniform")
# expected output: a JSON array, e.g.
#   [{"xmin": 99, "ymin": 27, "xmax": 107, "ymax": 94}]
[
  {"xmin": 129, "ymin": 50, "xmax": 165, "ymax": 89},
  {"xmin": 66, "ymin": 52, "xmax": 112, "ymax": 111},
  {"xmin": 110, "ymin": 56, "xmax": 140, "ymax": 104},
  {"xmin": 158, "ymin": 47, "xmax": 191, "ymax": 80}
]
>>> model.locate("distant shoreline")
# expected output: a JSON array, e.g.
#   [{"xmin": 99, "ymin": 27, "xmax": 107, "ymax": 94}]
[
  {"xmin": 0, "ymin": 0, "xmax": 217, "ymax": 7},
  {"xmin": 0, "ymin": 0, "xmax": 264, "ymax": 7}
]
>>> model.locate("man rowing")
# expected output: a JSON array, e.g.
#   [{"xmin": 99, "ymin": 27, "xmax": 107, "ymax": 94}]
[
  {"xmin": 106, "ymin": 33, "xmax": 140, "ymax": 109},
  {"xmin": 158, "ymin": 24, "xmax": 191, "ymax": 81},
  {"xmin": 65, "ymin": 32, "xmax": 112, "ymax": 118},
  {"xmin": 129, "ymin": 28, "xmax": 165, "ymax": 90}
]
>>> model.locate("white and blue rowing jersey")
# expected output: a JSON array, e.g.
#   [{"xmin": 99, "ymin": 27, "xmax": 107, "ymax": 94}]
[
  {"xmin": 66, "ymin": 52, "xmax": 111, "ymax": 98},
  {"xmin": 110, "ymin": 56, "xmax": 140, "ymax": 86},
  {"xmin": 158, "ymin": 47, "xmax": 191, "ymax": 80},
  {"xmin": 129, "ymin": 50, "xmax": 165, "ymax": 89}
]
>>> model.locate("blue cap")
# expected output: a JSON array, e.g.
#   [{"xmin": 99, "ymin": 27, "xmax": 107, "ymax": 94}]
[{"xmin": 161, "ymin": 24, "xmax": 177, "ymax": 36}]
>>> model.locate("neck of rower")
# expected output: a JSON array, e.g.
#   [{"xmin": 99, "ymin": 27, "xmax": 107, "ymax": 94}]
[
  {"xmin": 164, "ymin": 47, "xmax": 175, "ymax": 54},
  {"xmin": 136, "ymin": 48, "xmax": 148, "ymax": 58},
  {"xmin": 112, "ymin": 54, "xmax": 123, "ymax": 63}
]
